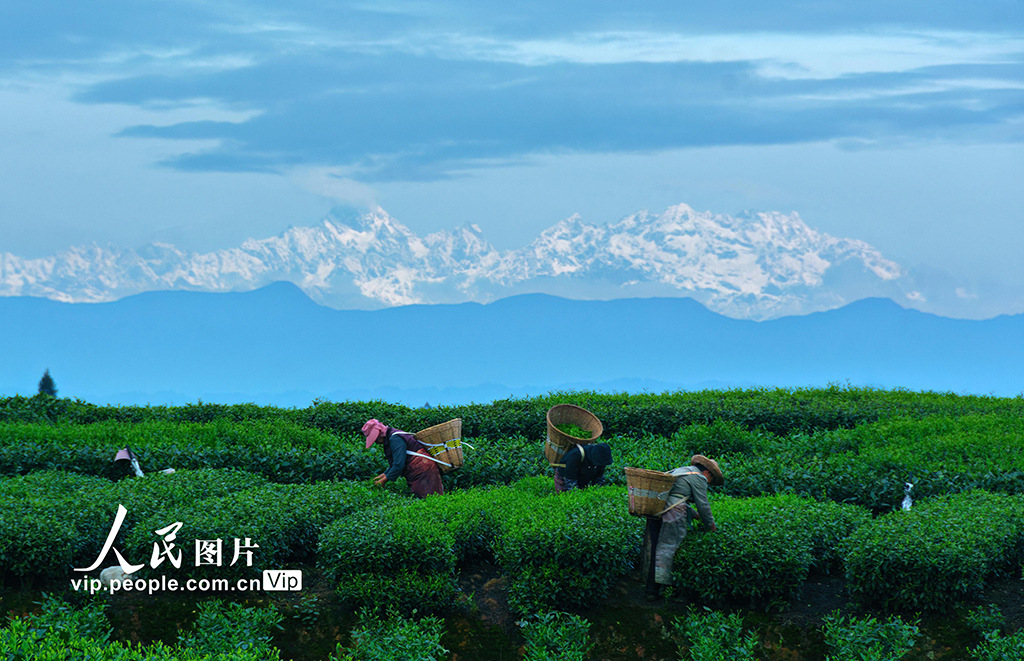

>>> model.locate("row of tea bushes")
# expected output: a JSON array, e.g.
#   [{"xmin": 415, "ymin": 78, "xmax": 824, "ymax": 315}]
[
  {"xmin": 317, "ymin": 477, "xmax": 639, "ymax": 615},
  {"xmin": 670, "ymin": 496, "xmax": 869, "ymax": 608},
  {"xmin": 719, "ymin": 413, "xmax": 1024, "ymax": 511},
  {"xmin": 0, "ymin": 469, "xmax": 267, "ymax": 584},
  {"xmin": 124, "ymin": 480, "xmax": 402, "ymax": 581},
  {"xmin": 319, "ymin": 480, "xmax": 869, "ymax": 614},
  {"xmin": 0, "ymin": 419, "xmax": 378, "ymax": 483},
  {"xmin": 4, "ymin": 412, "xmax": 1023, "ymax": 510},
  {"xmin": 0, "ymin": 596, "xmax": 281, "ymax": 661},
  {"xmin": 5, "ymin": 386, "xmax": 1023, "ymax": 438},
  {"xmin": 842, "ymin": 490, "xmax": 1024, "ymax": 612}
]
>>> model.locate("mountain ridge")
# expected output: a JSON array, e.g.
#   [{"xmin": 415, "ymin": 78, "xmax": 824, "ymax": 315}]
[
  {"xmin": 1, "ymin": 283, "xmax": 1021, "ymax": 406},
  {"xmin": 0, "ymin": 203, "xmax": 918, "ymax": 320}
]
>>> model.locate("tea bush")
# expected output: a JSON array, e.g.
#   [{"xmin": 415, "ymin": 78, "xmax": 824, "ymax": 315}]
[
  {"xmin": 0, "ymin": 471, "xmax": 117, "ymax": 584},
  {"xmin": 126, "ymin": 481, "xmax": 402, "ymax": 581},
  {"xmin": 177, "ymin": 600, "xmax": 283, "ymax": 657},
  {"xmin": 0, "ymin": 469, "xmax": 269, "ymax": 585},
  {"xmin": 5, "ymin": 386, "xmax": 1022, "ymax": 439},
  {"xmin": 821, "ymin": 612, "xmax": 919, "ymax": 661},
  {"xmin": 0, "ymin": 419, "xmax": 376, "ymax": 483},
  {"xmin": 332, "ymin": 610, "xmax": 448, "ymax": 661},
  {"xmin": 520, "ymin": 611, "xmax": 591, "ymax": 661},
  {"xmin": 969, "ymin": 629, "xmax": 1024, "ymax": 661},
  {"xmin": 672, "ymin": 495, "xmax": 869, "ymax": 607},
  {"xmin": 841, "ymin": 491, "xmax": 1024, "ymax": 611},
  {"xmin": 320, "ymin": 480, "xmax": 641, "ymax": 615},
  {"xmin": 0, "ymin": 596, "xmax": 279, "ymax": 660},
  {"xmin": 670, "ymin": 609, "xmax": 757, "ymax": 661}
]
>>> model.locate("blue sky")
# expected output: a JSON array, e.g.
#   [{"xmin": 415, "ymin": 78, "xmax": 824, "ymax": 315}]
[{"xmin": 1, "ymin": 1, "xmax": 1023, "ymax": 308}]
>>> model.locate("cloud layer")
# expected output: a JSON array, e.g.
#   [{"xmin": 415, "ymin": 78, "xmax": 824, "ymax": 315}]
[{"xmin": 3, "ymin": 1, "xmax": 1022, "ymax": 182}]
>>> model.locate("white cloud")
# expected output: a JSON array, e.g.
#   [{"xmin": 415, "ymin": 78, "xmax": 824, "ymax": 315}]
[{"xmin": 417, "ymin": 30, "xmax": 1024, "ymax": 81}]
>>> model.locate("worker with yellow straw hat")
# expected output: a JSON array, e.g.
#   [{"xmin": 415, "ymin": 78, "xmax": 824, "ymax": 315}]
[{"xmin": 645, "ymin": 454, "xmax": 724, "ymax": 601}]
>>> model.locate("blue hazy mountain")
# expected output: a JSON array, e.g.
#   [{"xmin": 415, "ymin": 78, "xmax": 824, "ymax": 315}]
[{"xmin": 1, "ymin": 281, "xmax": 1021, "ymax": 406}]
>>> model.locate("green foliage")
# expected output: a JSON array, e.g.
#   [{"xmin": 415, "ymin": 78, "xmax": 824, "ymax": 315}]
[
  {"xmin": 177, "ymin": 600, "xmax": 283, "ymax": 658},
  {"xmin": 0, "ymin": 601, "xmax": 276, "ymax": 660},
  {"xmin": 841, "ymin": 491, "xmax": 1024, "ymax": 611},
  {"xmin": 320, "ymin": 481, "xmax": 641, "ymax": 615},
  {"xmin": 672, "ymin": 495, "xmax": 869, "ymax": 608},
  {"xmin": 969, "ymin": 628, "xmax": 1024, "ymax": 661},
  {"xmin": 335, "ymin": 571, "xmax": 460, "ymax": 616},
  {"xmin": 821, "ymin": 612, "xmax": 919, "ymax": 661},
  {"xmin": 965, "ymin": 604, "xmax": 1005, "ymax": 638},
  {"xmin": 0, "ymin": 472, "xmax": 117, "ymax": 584},
  {"xmin": 671, "ymin": 609, "xmax": 757, "ymax": 661},
  {"xmin": 520, "ymin": 611, "xmax": 591, "ymax": 661},
  {"xmin": 332, "ymin": 610, "xmax": 448, "ymax": 661},
  {"xmin": 0, "ymin": 419, "xmax": 375, "ymax": 483},
  {"xmin": 23, "ymin": 594, "xmax": 112, "ymax": 642},
  {"xmin": 126, "ymin": 480, "xmax": 400, "ymax": 581}
]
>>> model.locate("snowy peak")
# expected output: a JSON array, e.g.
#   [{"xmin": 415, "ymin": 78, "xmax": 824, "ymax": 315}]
[{"xmin": 0, "ymin": 204, "xmax": 913, "ymax": 319}]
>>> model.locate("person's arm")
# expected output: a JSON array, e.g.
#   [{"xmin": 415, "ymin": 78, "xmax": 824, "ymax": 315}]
[
  {"xmin": 383, "ymin": 435, "xmax": 407, "ymax": 482},
  {"xmin": 592, "ymin": 465, "xmax": 606, "ymax": 487},
  {"xmin": 689, "ymin": 475, "xmax": 716, "ymax": 530}
]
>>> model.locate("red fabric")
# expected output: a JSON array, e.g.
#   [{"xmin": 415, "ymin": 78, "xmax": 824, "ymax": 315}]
[
  {"xmin": 405, "ymin": 450, "xmax": 444, "ymax": 498},
  {"xmin": 553, "ymin": 469, "xmax": 566, "ymax": 493}
]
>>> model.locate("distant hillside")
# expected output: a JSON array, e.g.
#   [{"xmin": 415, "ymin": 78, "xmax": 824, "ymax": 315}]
[{"xmin": 0, "ymin": 282, "xmax": 1021, "ymax": 406}]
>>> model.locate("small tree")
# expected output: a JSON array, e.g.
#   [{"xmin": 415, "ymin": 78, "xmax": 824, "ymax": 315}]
[{"xmin": 38, "ymin": 369, "xmax": 57, "ymax": 397}]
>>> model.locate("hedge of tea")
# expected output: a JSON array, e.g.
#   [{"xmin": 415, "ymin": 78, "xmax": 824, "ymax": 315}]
[
  {"xmin": 0, "ymin": 596, "xmax": 282, "ymax": 661},
  {"xmin": 0, "ymin": 468, "xmax": 267, "ymax": 585},
  {"xmin": 123, "ymin": 480, "xmax": 404, "ymax": 581},
  {"xmin": 0, "ymin": 419, "xmax": 377, "ymax": 483},
  {"xmin": 718, "ymin": 413, "xmax": 1024, "ymax": 511},
  {"xmin": 670, "ymin": 495, "xmax": 869, "ymax": 608},
  {"xmin": 4, "ymin": 386, "xmax": 1022, "ymax": 438},
  {"xmin": 841, "ymin": 490, "xmax": 1024, "ymax": 612},
  {"xmin": 319, "ymin": 480, "xmax": 869, "ymax": 614},
  {"xmin": 4, "ymin": 411, "xmax": 1024, "ymax": 513}
]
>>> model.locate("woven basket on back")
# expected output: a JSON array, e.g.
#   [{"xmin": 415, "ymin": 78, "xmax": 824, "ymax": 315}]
[
  {"xmin": 544, "ymin": 404, "xmax": 603, "ymax": 466},
  {"xmin": 624, "ymin": 467, "xmax": 676, "ymax": 517},
  {"xmin": 414, "ymin": 418, "xmax": 464, "ymax": 474}
]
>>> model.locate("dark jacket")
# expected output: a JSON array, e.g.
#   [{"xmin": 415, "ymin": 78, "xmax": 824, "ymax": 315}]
[
  {"xmin": 558, "ymin": 442, "xmax": 613, "ymax": 490},
  {"xmin": 381, "ymin": 428, "xmax": 428, "ymax": 482}
]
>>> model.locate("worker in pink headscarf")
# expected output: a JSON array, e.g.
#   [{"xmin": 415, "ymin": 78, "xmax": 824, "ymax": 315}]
[{"xmin": 361, "ymin": 419, "xmax": 445, "ymax": 498}]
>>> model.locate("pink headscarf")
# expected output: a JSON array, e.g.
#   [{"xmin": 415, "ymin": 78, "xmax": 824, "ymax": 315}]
[{"xmin": 361, "ymin": 419, "xmax": 388, "ymax": 449}]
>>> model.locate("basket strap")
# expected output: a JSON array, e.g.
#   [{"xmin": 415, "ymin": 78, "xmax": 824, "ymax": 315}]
[
  {"xmin": 654, "ymin": 495, "xmax": 689, "ymax": 517},
  {"xmin": 419, "ymin": 438, "xmax": 461, "ymax": 447},
  {"xmin": 406, "ymin": 450, "xmax": 452, "ymax": 467}
]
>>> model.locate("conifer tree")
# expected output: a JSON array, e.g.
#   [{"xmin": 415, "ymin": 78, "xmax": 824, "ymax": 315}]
[{"xmin": 37, "ymin": 369, "xmax": 57, "ymax": 397}]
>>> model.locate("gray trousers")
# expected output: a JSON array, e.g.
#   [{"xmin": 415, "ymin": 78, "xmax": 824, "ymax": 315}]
[{"xmin": 653, "ymin": 506, "xmax": 697, "ymax": 586}]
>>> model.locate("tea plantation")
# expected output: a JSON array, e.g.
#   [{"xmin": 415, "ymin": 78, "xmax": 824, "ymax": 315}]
[{"xmin": 1, "ymin": 387, "xmax": 1023, "ymax": 660}]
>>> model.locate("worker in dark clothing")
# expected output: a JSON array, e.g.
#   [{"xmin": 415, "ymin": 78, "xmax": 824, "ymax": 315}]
[
  {"xmin": 554, "ymin": 442, "xmax": 613, "ymax": 492},
  {"xmin": 362, "ymin": 418, "xmax": 445, "ymax": 498}
]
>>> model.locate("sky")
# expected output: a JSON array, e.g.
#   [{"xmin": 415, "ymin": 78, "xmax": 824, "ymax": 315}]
[{"xmin": 1, "ymin": 1, "xmax": 1023, "ymax": 309}]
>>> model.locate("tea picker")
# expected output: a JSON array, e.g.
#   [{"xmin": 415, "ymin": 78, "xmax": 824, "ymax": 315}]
[
  {"xmin": 625, "ymin": 455, "xmax": 724, "ymax": 601},
  {"xmin": 114, "ymin": 446, "xmax": 175, "ymax": 478},
  {"xmin": 362, "ymin": 418, "xmax": 462, "ymax": 498},
  {"xmin": 544, "ymin": 404, "xmax": 613, "ymax": 492}
]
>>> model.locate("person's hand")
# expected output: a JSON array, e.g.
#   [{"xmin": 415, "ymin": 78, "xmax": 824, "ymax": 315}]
[
  {"xmin": 708, "ymin": 523, "xmax": 718, "ymax": 533},
  {"xmin": 372, "ymin": 473, "xmax": 387, "ymax": 487}
]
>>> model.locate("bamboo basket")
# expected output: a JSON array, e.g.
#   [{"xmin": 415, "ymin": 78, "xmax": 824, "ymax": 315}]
[
  {"xmin": 624, "ymin": 467, "xmax": 676, "ymax": 517},
  {"xmin": 544, "ymin": 404, "xmax": 603, "ymax": 466},
  {"xmin": 414, "ymin": 419, "xmax": 464, "ymax": 473}
]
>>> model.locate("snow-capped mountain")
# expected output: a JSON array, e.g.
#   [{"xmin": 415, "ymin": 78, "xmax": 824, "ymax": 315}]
[{"xmin": 0, "ymin": 203, "xmax": 911, "ymax": 319}]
